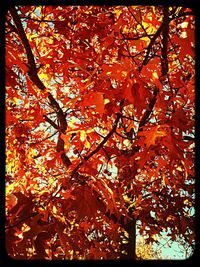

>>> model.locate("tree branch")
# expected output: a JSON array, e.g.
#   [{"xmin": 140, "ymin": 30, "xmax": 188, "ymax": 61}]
[
  {"xmin": 118, "ymin": 34, "xmax": 154, "ymax": 41},
  {"xmin": 86, "ymin": 113, "xmax": 121, "ymax": 161},
  {"xmin": 171, "ymin": 11, "xmax": 194, "ymax": 20},
  {"xmin": 43, "ymin": 115, "xmax": 59, "ymax": 130},
  {"xmin": 5, "ymin": 212, "xmax": 38, "ymax": 230},
  {"xmin": 138, "ymin": 8, "xmax": 194, "ymax": 73},
  {"xmin": 121, "ymin": 114, "xmax": 140, "ymax": 122},
  {"xmin": 161, "ymin": 7, "xmax": 169, "ymax": 77},
  {"xmin": 5, "ymin": 18, "xmax": 18, "ymax": 34},
  {"xmin": 115, "ymin": 130, "xmax": 132, "ymax": 140},
  {"xmin": 9, "ymin": 7, "xmax": 71, "ymax": 169},
  {"xmin": 9, "ymin": 8, "xmax": 45, "ymax": 90},
  {"xmin": 71, "ymin": 113, "xmax": 122, "ymax": 177},
  {"xmin": 120, "ymin": 31, "xmax": 137, "ymax": 65},
  {"xmin": 127, "ymin": 7, "xmax": 148, "ymax": 35},
  {"xmin": 183, "ymin": 136, "xmax": 195, "ymax": 141},
  {"xmin": 47, "ymin": 93, "xmax": 67, "ymax": 133},
  {"xmin": 139, "ymin": 23, "xmax": 164, "ymax": 72},
  {"xmin": 9, "ymin": 7, "xmax": 67, "ymax": 132},
  {"xmin": 139, "ymin": 87, "xmax": 159, "ymax": 128},
  {"xmin": 30, "ymin": 130, "xmax": 58, "ymax": 145}
]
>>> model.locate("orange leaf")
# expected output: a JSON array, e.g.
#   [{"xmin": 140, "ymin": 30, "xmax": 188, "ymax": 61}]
[
  {"xmin": 138, "ymin": 125, "xmax": 167, "ymax": 148},
  {"xmin": 82, "ymin": 91, "xmax": 105, "ymax": 116},
  {"xmin": 60, "ymin": 133, "xmax": 71, "ymax": 149},
  {"xmin": 6, "ymin": 194, "xmax": 18, "ymax": 210}
]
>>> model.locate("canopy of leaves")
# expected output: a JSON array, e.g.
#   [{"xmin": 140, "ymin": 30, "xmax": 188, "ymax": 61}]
[{"xmin": 5, "ymin": 5, "xmax": 195, "ymax": 260}]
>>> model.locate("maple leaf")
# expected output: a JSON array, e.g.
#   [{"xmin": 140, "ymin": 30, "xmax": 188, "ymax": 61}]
[
  {"xmin": 81, "ymin": 91, "xmax": 105, "ymax": 116},
  {"xmin": 138, "ymin": 125, "xmax": 167, "ymax": 148}
]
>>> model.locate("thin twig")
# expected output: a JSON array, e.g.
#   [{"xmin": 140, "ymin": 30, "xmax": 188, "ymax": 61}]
[
  {"xmin": 121, "ymin": 114, "xmax": 140, "ymax": 122},
  {"xmin": 115, "ymin": 130, "xmax": 132, "ymax": 140},
  {"xmin": 127, "ymin": 7, "xmax": 148, "ymax": 35},
  {"xmin": 139, "ymin": 87, "xmax": 159, "ymax": 128},
  {"xmin": 43, "ymin": 115, "xmax": 59, "ymax": 130},
  {"xmin": 30, "ymin": 130, "xmax": 58, "ymax": 145},
  {"xmin": 5, "ymin": 212, "xmax": 38, "ymax": 230},
  {"xmin": 71, "ymin": 112, "xmax": 122, "ymax": 177}
]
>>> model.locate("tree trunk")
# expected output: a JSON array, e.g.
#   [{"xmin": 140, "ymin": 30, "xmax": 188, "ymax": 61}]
[{"xmin": 120, "ymin": 218, "xmax": 136, "ymax": 259}]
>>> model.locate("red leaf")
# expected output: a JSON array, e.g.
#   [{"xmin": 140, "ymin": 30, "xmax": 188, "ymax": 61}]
[
  {"xmin": 26, "ymin": 77, "xmax": 37, "ymax": 96},
  {"xmin": 46, "ymin": 158, "xmax": 57, "ymax": 169}
]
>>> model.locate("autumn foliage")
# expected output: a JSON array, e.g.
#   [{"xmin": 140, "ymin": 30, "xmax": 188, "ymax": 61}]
[{"xmin": 5, "ymin": 6, "xmax": 195, "ymax": 260}]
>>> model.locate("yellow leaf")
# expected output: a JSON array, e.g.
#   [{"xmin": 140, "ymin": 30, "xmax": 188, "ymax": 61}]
[
  {"xmin": 47, "ymin": 37, "xmax": 54, "ymax": 44},
  {"xmin": 176, "ymin": 166, "xmax": 183, "ymax": 171},
  {"xmin": 40, "ymin": 166, "xmax": 47, "ymax": 173},
  {"xmin": 104, "ymin": 99, "xmax": 110, "ymax": 105},
  {"xmin": 166, "ymin": 215, "xmax": 175, "ymax": 221},
  {"xmin": 68, "ymin": 118, "xmax": 78, "ymax": 128},
  {"xmin": 152, "ymin": 71, "xmax": 159, "ymax": 80},
  {"xmin": 52, "ymin": 206, "xmax": 57, "ymax": 214},
  {"xmin": 180, "ymin": 22, "xmax": 188, "ymax": 28},
  {"xmin": 162, "ymin": 173, "xmax": 167, "ymax": 186},
  {"xmin": 114, "ymin": 8, "xmax": 122, "ymax": 18},
  {"xmin": 80, "ymin": 130, "xmax": 86, "ymax": 142},
  {"xmin": 49, "ymin": 177, "xmax": 55, "ymax": 185},
  {"xmin": 106, "ymin": 71, "xmax": 112, "ymax": 75},
  {"xmin": 85, "ymin": 139, "xmax": 91, "ymax": 149},
  {"xmin": 122, "ymin": 25, "xmax": 129, "ymax": 34},
  {"xmin": 152, "ymin": 234, "xmax": 157, "ymax": 241},
  {"xmin": 122, "ymin": 71, "xmax": 127, "ymax": 77},
  {"xmin": 140, "ymin": 37, "xmax": 150, "ymax": 45},
  {"xmin": 141, "ymin": 21, "xmax": 149, "ymax": 28},
  {"xmin": 38, "ymin": 72, "xmax": 50, "ymax": 80},
  {"xmin": 180, "ymin": 31, "xmax": 187, "ymax": 38},
  {"xmin": 13, "ymin": 97, "xmax": 19, "ymax": 105},
  {"xmin": 123, "ymin": 139, "xmax": 131, "ymax": 148},
  {"xmin": 22, "ymin": 223, "xmax": 31, "ymax": 232},
  {"xmin": 27, "ymin": 148, "xmax": 38, "ymax": 161},
  {"xmin": 124, "ymin": 231, "xmax": 129, "ymax": 239}
]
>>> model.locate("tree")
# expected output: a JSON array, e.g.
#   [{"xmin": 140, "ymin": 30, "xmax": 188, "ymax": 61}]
[
  {"xmin": 5, "ymin": 5, "xmax": 195, "ymax": 260},
  {"xmin": 136, "ymin": 236, "xmax": 161, "ymax": 260}
]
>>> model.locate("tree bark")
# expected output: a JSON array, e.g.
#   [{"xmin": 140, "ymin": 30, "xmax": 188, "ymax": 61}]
[{"xmin": 120, "ymin": 218, "xmax": 136, "ymax": 259}]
